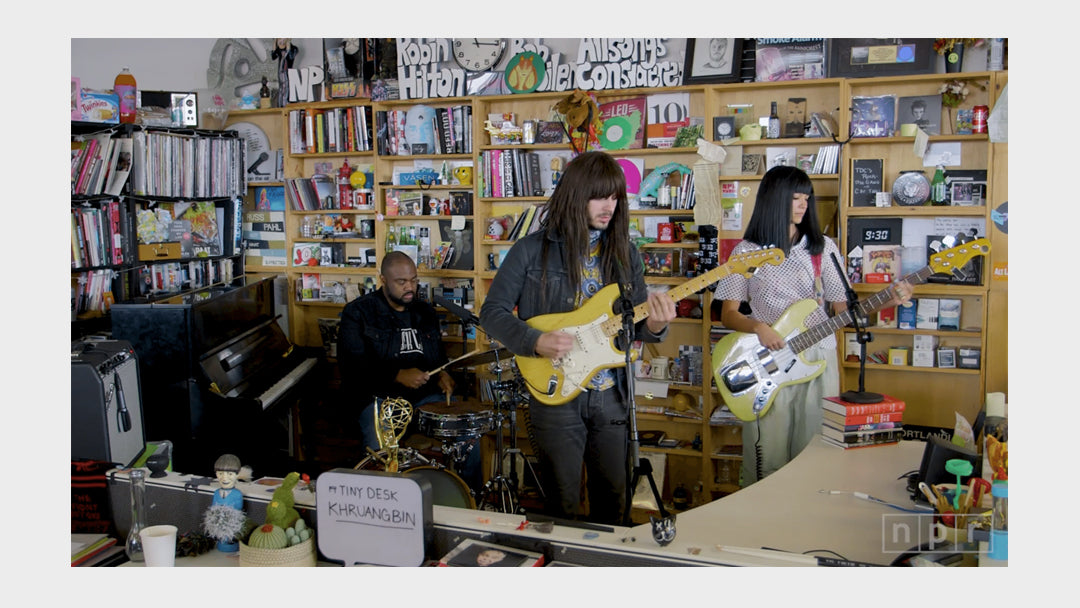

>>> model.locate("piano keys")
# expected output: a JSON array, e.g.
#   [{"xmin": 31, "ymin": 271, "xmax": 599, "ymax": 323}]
[{"xmin": 111, "ymin": 277, "xmax": 320, "ymax": 476}]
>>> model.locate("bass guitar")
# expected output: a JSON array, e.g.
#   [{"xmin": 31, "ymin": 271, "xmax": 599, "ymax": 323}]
[
  {"xmin": 516, "ymin": 248, "xmax": 785, "ymax": 406},
  {"xmin": 712, "ymin": 238, "xmax": 990, "ymax": 422}
]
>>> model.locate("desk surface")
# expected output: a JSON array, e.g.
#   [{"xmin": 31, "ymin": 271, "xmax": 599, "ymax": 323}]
[
  {"xmin": 434, "ymin": 437, "xmax": 929, "ymax": 566},
  {"xmin": 638, "ymin": 438, "xmax": 928, "ymax": 565},
  {"xmin": 119, "ymin": 437, "xmax": 929, "ymax": 567}
]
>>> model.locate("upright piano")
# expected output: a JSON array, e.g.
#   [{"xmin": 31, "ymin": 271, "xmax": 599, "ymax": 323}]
[{"xmin": 111, "ymin": 276, "xmax": 320, "ymax": 476}]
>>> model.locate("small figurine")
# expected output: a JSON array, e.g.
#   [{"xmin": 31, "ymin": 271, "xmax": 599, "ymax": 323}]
[
  {"xmin": 271, "ymin": 38, "xmax": 298, "ymax": 108},
  {"xmin": 259, "ymin": 76, "xmax": 271, "ymax": 109},
  {"xmin": 550, "ymin": 156, "xmax": 564, "ymax": 188},
  {"xmin": 265, "ymin": 472, "xmax": 302, "ymax": 529},
  {"xmin": 202, "ymin": 454, "xmax": 248, "ymax": 552}
]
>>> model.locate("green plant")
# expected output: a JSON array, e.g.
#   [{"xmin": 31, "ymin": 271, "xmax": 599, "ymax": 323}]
[
  {"xmin": 934, "ymin": 38, "xmax": 987, "ymax": 55},
  {"xmin": 247, "ymin": 523, "xmax": 289, "ymax": 549}
]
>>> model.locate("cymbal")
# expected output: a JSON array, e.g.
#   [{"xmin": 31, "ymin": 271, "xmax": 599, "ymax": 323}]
[{"xmin": 446, "ymin": 347, "xmax": 511, "ymax": 370}]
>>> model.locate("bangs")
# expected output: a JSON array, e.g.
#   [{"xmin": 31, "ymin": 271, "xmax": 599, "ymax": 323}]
[{"xmin": 584, "ymin": 159, "xmax": 626, "ymax": 201}]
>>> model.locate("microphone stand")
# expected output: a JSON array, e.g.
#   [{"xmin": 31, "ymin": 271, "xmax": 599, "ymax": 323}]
[
  {"xmin": 830, "ymin": 253, "xmax": 882, "ymax": 404},
  {"xmin": 617, "ymin": 283, "xmax": 675, "ymax": 545}
]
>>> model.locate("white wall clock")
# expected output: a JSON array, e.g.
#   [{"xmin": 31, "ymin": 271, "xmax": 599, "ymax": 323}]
[{"xmin": 451, "ymin": 38, "xmax": 507, "ymax": 72}]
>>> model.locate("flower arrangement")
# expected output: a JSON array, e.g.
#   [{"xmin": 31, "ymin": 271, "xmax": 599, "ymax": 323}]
[
  {"xmin": 939, "ymin": 78, "xmax": 987, "ymax": 108},
  {"xmin": 934, "ymin": 38, "xmax": 987, "ymax": 55}
]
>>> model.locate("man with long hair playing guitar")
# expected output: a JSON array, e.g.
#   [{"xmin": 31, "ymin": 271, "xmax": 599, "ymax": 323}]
[{"xmin": 481, "ymin": 151, "xmax": 677, "ymax": 524}]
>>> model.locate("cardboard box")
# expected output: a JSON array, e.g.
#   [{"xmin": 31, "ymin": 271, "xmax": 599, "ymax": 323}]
[
  {"xmin": 958, "ymin": 347, "xmax": 982, "ymax": 369},
  {"xmin": 888, "ymin": 347, "xmax": 909, "ymax": 366},
  {"xmin": 913, "ymin": 334, "xmax": 939, "ymax": 351},
  {"xmin": 912, "ymin": 349, "xmax": 935, "ymax": 367}
]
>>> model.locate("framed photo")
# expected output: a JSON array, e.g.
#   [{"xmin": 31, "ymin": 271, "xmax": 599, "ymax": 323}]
[
  {"xmin": 684, "ymin": 38, "xmax": 743, "ymax": 84},
  {"xmin": 897, "ymin": 94, "xmax": 942, "ymax": 136},
  {"xmin": 828, "ymin": 38, "xmax": 936, "ymax": 78}
]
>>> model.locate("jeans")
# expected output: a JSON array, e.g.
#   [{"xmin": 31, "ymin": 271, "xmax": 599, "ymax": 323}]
[{"xmin": 527, "ymin": 387, "xmax": 628, "ymax": 525}]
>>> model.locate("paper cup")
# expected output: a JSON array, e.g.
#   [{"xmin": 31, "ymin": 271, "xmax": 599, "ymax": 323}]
[
  {"xmin": 140, "ymin": 524, "xmax": 178, "ymax": 567},
  {"xmin": 899, "ymin": 123, "xmax": 918, "ymax": 137}
]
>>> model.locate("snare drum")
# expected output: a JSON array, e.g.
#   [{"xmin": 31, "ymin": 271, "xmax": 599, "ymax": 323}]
[
  {"xmin": 417, "ymin": 402, "xmax": 495, "ymax": 440},
  {"xmin": 355, "ymin": 449, "xmax": 475, "ymax": 509}
]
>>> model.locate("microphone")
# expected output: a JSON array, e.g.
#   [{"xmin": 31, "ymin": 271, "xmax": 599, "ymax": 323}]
[{"xmin": 433, "ymin": 294, "xmax": 480, "ymax": 326}]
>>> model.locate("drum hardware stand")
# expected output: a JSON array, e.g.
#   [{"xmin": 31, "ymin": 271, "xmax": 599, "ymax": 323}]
[
  {"xmin": 617, "ymin": 283, "xmax": 675, "ymax": 545},
  {"xmin": 477, "ymin": 350, "xmax": 544, "ymax": 514}
]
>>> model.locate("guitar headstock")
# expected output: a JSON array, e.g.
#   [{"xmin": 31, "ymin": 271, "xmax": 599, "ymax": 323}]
[
  {"xmin": 928, "ymin": 238, "xmax": 991, "ymax": 275},
  {"xmin": 728, "ymin": 248, "xmax": 786, "ymax": 277}
]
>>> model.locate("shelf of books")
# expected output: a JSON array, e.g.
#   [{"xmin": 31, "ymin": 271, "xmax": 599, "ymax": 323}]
[{"xmin": 836, "ymin": 71, "xmax": 1005, "ymax": 431}]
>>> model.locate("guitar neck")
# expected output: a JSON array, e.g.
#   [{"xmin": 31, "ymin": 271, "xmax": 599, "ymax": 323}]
[
  {"xmin": 787, "ymin": 265, "xmax": 936, "ymax": 354},
  {"xmin": 601, "ymin": 263, "xmax": 740, "ymax": 336}
]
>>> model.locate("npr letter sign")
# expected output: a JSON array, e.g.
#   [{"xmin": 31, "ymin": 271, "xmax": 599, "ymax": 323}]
[{"xmin": 316, "ymin": 468, "xmax": 433, "ymax": 566}]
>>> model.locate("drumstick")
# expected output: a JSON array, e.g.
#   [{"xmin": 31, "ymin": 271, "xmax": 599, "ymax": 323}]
[{"xmin": 427, "ymin": 348, "xmax": 483, "ymax": 375}]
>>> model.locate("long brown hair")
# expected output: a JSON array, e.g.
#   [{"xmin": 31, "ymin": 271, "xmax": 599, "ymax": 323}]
[{"xmin": 539, "ymin": 151, "xmax": 632, "ymax": 288}]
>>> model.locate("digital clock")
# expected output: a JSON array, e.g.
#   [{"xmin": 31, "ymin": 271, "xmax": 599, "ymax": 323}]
[{"xmin": 862, "ymin": 228, "xmax": 892, "ymax": 242}]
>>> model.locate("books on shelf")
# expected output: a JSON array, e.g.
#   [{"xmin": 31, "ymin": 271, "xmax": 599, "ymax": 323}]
[
  {"xmin": 438, "ymin": 539, "xmax": 545, "ymax": 567},
  {"xmin": 811, "ymin": 144, "xmax": 839, "ymax": 175},
  {"xmin": 288, "ymin": 105, "xmax": 373, "ymax": 155}
]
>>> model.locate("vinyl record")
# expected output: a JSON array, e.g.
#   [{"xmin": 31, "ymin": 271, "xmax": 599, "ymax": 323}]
[
  {"xmin": 616, "ymin": 158, "xmax": 642, "ymax": 194},
  {"xmin": 229, "ymin": 122, "xmax": 273, "ymax": 182},
  {"xmin": 600, "ymin": 115, "xmax": 635, "ymax": 150},
  {"xmin": 892, "ymin": 171, "xmax": 930, "ymax": 206}
]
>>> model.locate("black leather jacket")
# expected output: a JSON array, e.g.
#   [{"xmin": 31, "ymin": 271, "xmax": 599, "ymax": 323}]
[
  {"xmin": 480, "ymin": 228, "xmax": 666, "ymax": 400},
  {"xmin": 337, "ymin": 288, "xmax": 448, "ymax": 408}
]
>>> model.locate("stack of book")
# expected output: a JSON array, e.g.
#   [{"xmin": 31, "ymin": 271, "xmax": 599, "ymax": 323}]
[
  {"xmin": 71, "ymin": 533, "xmax": 126, "ymax": 567},
  {"xmin": 821, "ymin": 395, "xmax": 905, "ymax": 449}
]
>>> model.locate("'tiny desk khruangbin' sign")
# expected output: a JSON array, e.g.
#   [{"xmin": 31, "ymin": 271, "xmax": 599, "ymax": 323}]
[{"xmin": 316, "ymin": 468, "xmax": 433, "ymax": 566}]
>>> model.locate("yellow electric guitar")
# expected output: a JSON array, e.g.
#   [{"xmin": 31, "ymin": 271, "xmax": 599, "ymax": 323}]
[
  {"xmin": 713, "ymin": 238, "xmax": 990, "ymax": 422},
  {"xmin": 516, "ymin": 248, "xmax": 785, "ymax": 405}
]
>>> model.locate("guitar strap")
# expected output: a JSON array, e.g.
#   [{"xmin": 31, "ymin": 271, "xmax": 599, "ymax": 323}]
[{"xmin": 811, "ymin": 253, "xmax": 824, "ymax": 306}]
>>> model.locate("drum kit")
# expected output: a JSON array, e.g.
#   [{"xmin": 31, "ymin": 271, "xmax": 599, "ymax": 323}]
[{"xmin": 353, "ymin": 346, "xmax": 543, "ymax": 514}]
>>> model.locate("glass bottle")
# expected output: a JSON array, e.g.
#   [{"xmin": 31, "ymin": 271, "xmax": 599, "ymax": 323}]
[
  {"xmin": 125, "ymin": 469, "xmax": 147, "ymax": 562},
  {"xmin": 767, "ymin": 102, "xmax": 781, "ymax": 139},
  {"xmin": 930, "ymin": 164, "xmax": 947, "ymax": 205},
  {"xmin": 385, "ymin": 225, "xmax": 397, "ymax": 253},
  {"xmin": 115, "ymin": 67, "xmax": 137, "ymax": 124}
]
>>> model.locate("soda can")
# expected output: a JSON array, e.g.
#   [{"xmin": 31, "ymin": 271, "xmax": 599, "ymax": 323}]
[{"xmin": 973, "ymin": 105, "xmax": 989, "ymax": 134}]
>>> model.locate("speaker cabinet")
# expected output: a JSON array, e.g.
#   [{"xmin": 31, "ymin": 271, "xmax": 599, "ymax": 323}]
[{"xmin": 71, "ymin": 339, "xmax": 145, "ymax": 466}]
